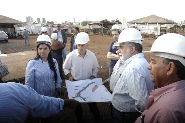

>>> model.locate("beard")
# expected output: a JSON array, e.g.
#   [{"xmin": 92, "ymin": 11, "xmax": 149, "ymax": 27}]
[{"xmin": 120, "ymin": 48, "xmax": 131, "ymax": 62}]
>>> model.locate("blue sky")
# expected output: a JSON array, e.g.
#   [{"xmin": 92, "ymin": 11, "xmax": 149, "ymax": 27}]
[{"xmin": 1, "ymin": 0, "xmax": 185, "ymax": 23}]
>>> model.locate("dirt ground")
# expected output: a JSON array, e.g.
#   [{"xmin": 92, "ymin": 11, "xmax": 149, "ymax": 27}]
[
  {"xmin": 0, "ymin": 34, "xmax": 154, "ymax": 82},
  {"xmin": 0, "ymin": 34, "xmax": 155, "ymax": 122}
]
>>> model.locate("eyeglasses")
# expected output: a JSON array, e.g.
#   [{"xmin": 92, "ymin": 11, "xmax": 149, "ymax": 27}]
[{"xmin": 57, "ymin": 26, "xmax": 60, "ymax": 27}]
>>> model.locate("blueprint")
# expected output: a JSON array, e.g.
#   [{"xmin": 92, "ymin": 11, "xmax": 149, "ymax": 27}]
[{"xmin": 65, "ymin": 78, "xmax": 112, "ymax": 102}]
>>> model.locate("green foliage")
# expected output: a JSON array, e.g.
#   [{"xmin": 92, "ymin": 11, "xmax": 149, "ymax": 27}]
[
  {"xmin": 100, "ymin": 19, "xmax": 110, "ymax": 23},
  {"xmin": 81, "ymin": 21, "xmax": 88, "ymax": 26}
]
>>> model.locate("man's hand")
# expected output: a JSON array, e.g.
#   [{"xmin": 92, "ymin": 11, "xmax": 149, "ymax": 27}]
[
  {"xmin": 55, "ymin": 88, "xmax": 64, "ymax": 97},
  {"xmin": 102, "ymin": 79, "xmax": 109, "ymax": 86},
  {"xmin": 67, "ymin": 73, "xmax": 73, "ymax": 81},
  {"xmin": 63, "ymin": 99, "xmax": 80, "ymax": 109},
  {"xmin": 89, "ymin": 76, "xmax": 96, "ymax": 80}
]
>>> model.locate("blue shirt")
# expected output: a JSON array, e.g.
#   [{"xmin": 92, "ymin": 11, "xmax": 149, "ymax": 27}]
[
  {"xmin": 25, "ymin": 58, "xmax": 62, "ymax": 97},
  {"xmin": 0, "ymin": 82, "xmax": 64, "ymax": 123},
  {"xmin": 108, "ymin": 41, "xmax": 118, "ymax": 68}
]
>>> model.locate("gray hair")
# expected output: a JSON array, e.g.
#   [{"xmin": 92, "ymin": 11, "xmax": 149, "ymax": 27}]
[{"xmin": 126, "ymin": 42, "xmax": 142, "ymax": 53}]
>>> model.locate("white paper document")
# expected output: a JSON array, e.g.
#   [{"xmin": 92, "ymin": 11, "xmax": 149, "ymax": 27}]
[{"xmin": 65, "ymin": 78, "xmax": 112, "ymax": 102}]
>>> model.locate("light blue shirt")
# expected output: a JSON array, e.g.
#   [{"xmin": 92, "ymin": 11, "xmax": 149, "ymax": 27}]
[
  {"xmin": 25, "ymin": 58, "xmax": 62, "ymax": 97},
  {"xmin": 112, "ymin": 53, "xmax": 154, "ymax": 112},
  {"xmin": 0, "ymin": 82, "xmax": 64, "ymax": 123},
  {"xmin": 0, "ymin": 59, "xmax": 2, "ymax": 64}
]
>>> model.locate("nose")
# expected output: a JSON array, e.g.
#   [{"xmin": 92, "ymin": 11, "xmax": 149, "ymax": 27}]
[{"xmin": 147, "ymin": 62, "xmax": 151, "ymax": 70}]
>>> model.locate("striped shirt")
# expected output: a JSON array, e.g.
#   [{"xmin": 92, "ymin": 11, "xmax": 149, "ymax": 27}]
[
  {"xmin": 112, "ymin": 53, "xmax": 154, "ymax": 112},
  {"xmin": 25, "ymin": 58, "xmax": 62, "ymax": 97},
  {"xmin": 109, "ymin": 59, "xmax": 125, "ymax": 91},
  {"xmin": 63, "ymin": 49, "xmax": 99, "ymax": 80},
  {"xmin": 0, "ymin": 82, "xmax": 64, "ymax": 123}
]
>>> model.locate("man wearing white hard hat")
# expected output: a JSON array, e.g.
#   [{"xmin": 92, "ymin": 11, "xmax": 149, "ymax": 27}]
[
  {"xmin": 107, "ymin": 25, "xmax": 121, "ymax": 77},
  {"xmin": 110, "ymin": 28, "xmax": 154, "ymax": 123},
  {"xmin": 135, "ymin": 33, "xmax": 185, "ymax": 123},
  {"xmin": 63, "ymin": 32, "xmax": 102, "ymax": 123},
  {"xmin": 50, "ymin": 33, "xmax": 65, "ymax": 79},
  {"xmin": 53, "ymin": 23, "xmax": 67, "ymax": 61}
]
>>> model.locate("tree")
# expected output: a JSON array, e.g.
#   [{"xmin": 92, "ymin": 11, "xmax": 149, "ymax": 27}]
[
  {"xmin": 81, "ymin": 21, "xmax": 88, "ymax": 26},
  {"xmin": 181, "ymin": 25, "xmax": 185, "ymax": 32},
  {"xmin": 100, "ymin": 19, "xmax": 110, "ymax": 23}
]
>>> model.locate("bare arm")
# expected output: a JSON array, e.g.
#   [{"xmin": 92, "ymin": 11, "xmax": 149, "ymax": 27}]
[{"xmin": 107, "ymin": 52, "xmax": 120, "ymax": 60}]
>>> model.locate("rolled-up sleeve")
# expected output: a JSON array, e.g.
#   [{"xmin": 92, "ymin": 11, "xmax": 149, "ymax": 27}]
[
  {"xmin": 63, "ymin": 54, "xmax": 72, "ymax": 75},
  {"xmin": 25, "ymin": 60, "xmax": 35, "ymax": 89}
]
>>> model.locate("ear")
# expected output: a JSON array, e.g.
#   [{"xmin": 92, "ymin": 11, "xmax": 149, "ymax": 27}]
[
  {"xmin": 130, "ymin": 46, "xmax": 136, "ymax": 54},
  {"xmin": 167, "ymin": 62, "xmax": 176, "ymax": 75}
]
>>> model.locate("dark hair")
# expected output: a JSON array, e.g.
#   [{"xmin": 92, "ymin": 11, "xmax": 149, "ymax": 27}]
[
  {"xmin": 126, "ymin": 42, "xmax": 142, "ymax": 53},
  {"xmin": 75, "ymin": 27, "xmax": 80, "ymax": 32},
  {"xmin": 34, "ymin": 43, "xmax": 57, "ymax": 82},
  {"xmin": 111, "ymin": 29, "xmax": 121, "ymax": 34},
  {"xmin": 163, "ymin": 58, "xmax": 185, "ymax": 80}
]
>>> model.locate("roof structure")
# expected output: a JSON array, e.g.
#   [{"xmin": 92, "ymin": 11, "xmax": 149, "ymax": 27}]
[
  {"xmin": 0, "ymin": 15, "xmax": 22, "ymax": 24},
  {"xmin": 128, "ymin": 15, "xmax": 176, "ymax": 24},
  {"xmin": 0, "ymin": 15, "xmax": 23, "ymax": 28}
]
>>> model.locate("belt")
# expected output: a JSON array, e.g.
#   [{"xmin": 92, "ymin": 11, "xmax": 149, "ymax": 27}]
[{"xmin": 113, "ymin": 107, "xmax": 141, "ymax": 115}]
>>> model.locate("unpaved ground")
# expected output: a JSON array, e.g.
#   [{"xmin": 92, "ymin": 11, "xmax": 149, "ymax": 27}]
[{"xmin": 0, "ymin": 34, "xmax": 154, "ymax": 82}]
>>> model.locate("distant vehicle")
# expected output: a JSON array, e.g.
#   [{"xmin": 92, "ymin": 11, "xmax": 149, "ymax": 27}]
[{"xmin": 0, "ymin": 31, "xmax": 8, "ymax": 42}]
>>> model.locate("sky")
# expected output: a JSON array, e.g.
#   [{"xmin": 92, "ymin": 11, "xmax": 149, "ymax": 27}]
[{"xmin": 1, "ymin": 0, "xmax": 185, "ymax": 23}]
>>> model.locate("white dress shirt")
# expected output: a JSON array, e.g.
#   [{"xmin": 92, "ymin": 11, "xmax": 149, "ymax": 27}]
[
  {"xmin": 112, "ymin": 53, "xmax": 154, "ymax": 112},
  {"xmin": 63, "ymin": 49, "xmax": 99, "ymax": 80}
]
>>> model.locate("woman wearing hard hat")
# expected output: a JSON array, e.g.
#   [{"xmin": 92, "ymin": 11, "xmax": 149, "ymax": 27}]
[{"xmin": 25, "ymin": 34, "xmax": 62, "ymax": 122}]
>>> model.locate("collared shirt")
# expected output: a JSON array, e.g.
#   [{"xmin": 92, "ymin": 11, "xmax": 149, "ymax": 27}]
[
  {"xmin": 112, "ymin": 53, "xmax": 154, "ymax": 112},
  {"xmin": 135, "ymin": 80, "xmax": 185, "ymax": 123},
  {"xmin": 109, "ymin": 59, "xmax": 125, "ymax": 91},
  {"xmin": 63, "ymin": 49, "xmax": 99, "ymax": 80},
  {"xmin": 25, "ymin": 58, "xmax": 62, "ymax": 97},
  {"xmin": 57, "ymin": 30, "xmax": 63, "ymax": 43},
  {"xmin": 0, "ymin": 82, "xmax": 64, "ymax": 123}
]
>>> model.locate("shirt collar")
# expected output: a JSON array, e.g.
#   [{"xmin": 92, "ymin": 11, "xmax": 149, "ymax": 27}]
[
  {"xmin": 75, "ymin": 49, "xmax": 89, "ymax": 57},
  {"xmin": 151, "ymin": 80, "xmax": 185, "ymax": 102}
]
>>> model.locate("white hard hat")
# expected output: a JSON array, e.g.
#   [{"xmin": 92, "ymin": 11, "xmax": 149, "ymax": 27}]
[
  {"xmin": 41, "ymin": 27, "xmax": 47, "ymax": 32},
  {"xmin": 75, "ymin": 32, "xmax": 90, "ymax": 44},
  {"xmin": 51, "ymin": 33, "xmax": 58, "ymax": 40},
  {"xmin": 113, "ymin": 28, "xmax": 143, "ymax": 46},
  {"xmin": 36, "ymin": 34, "xmax": 51, "ymax": 46},
  {"xmin": 54, "ymin": 22, "xmax": 61, "ymax": 25},
  {"xmin": 111, "ymin": 24, "xmax": 122, "ymax": 31},
  {"xmin": 150, "ymin": 33, "xmax": 185, "ymax": 66}
]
